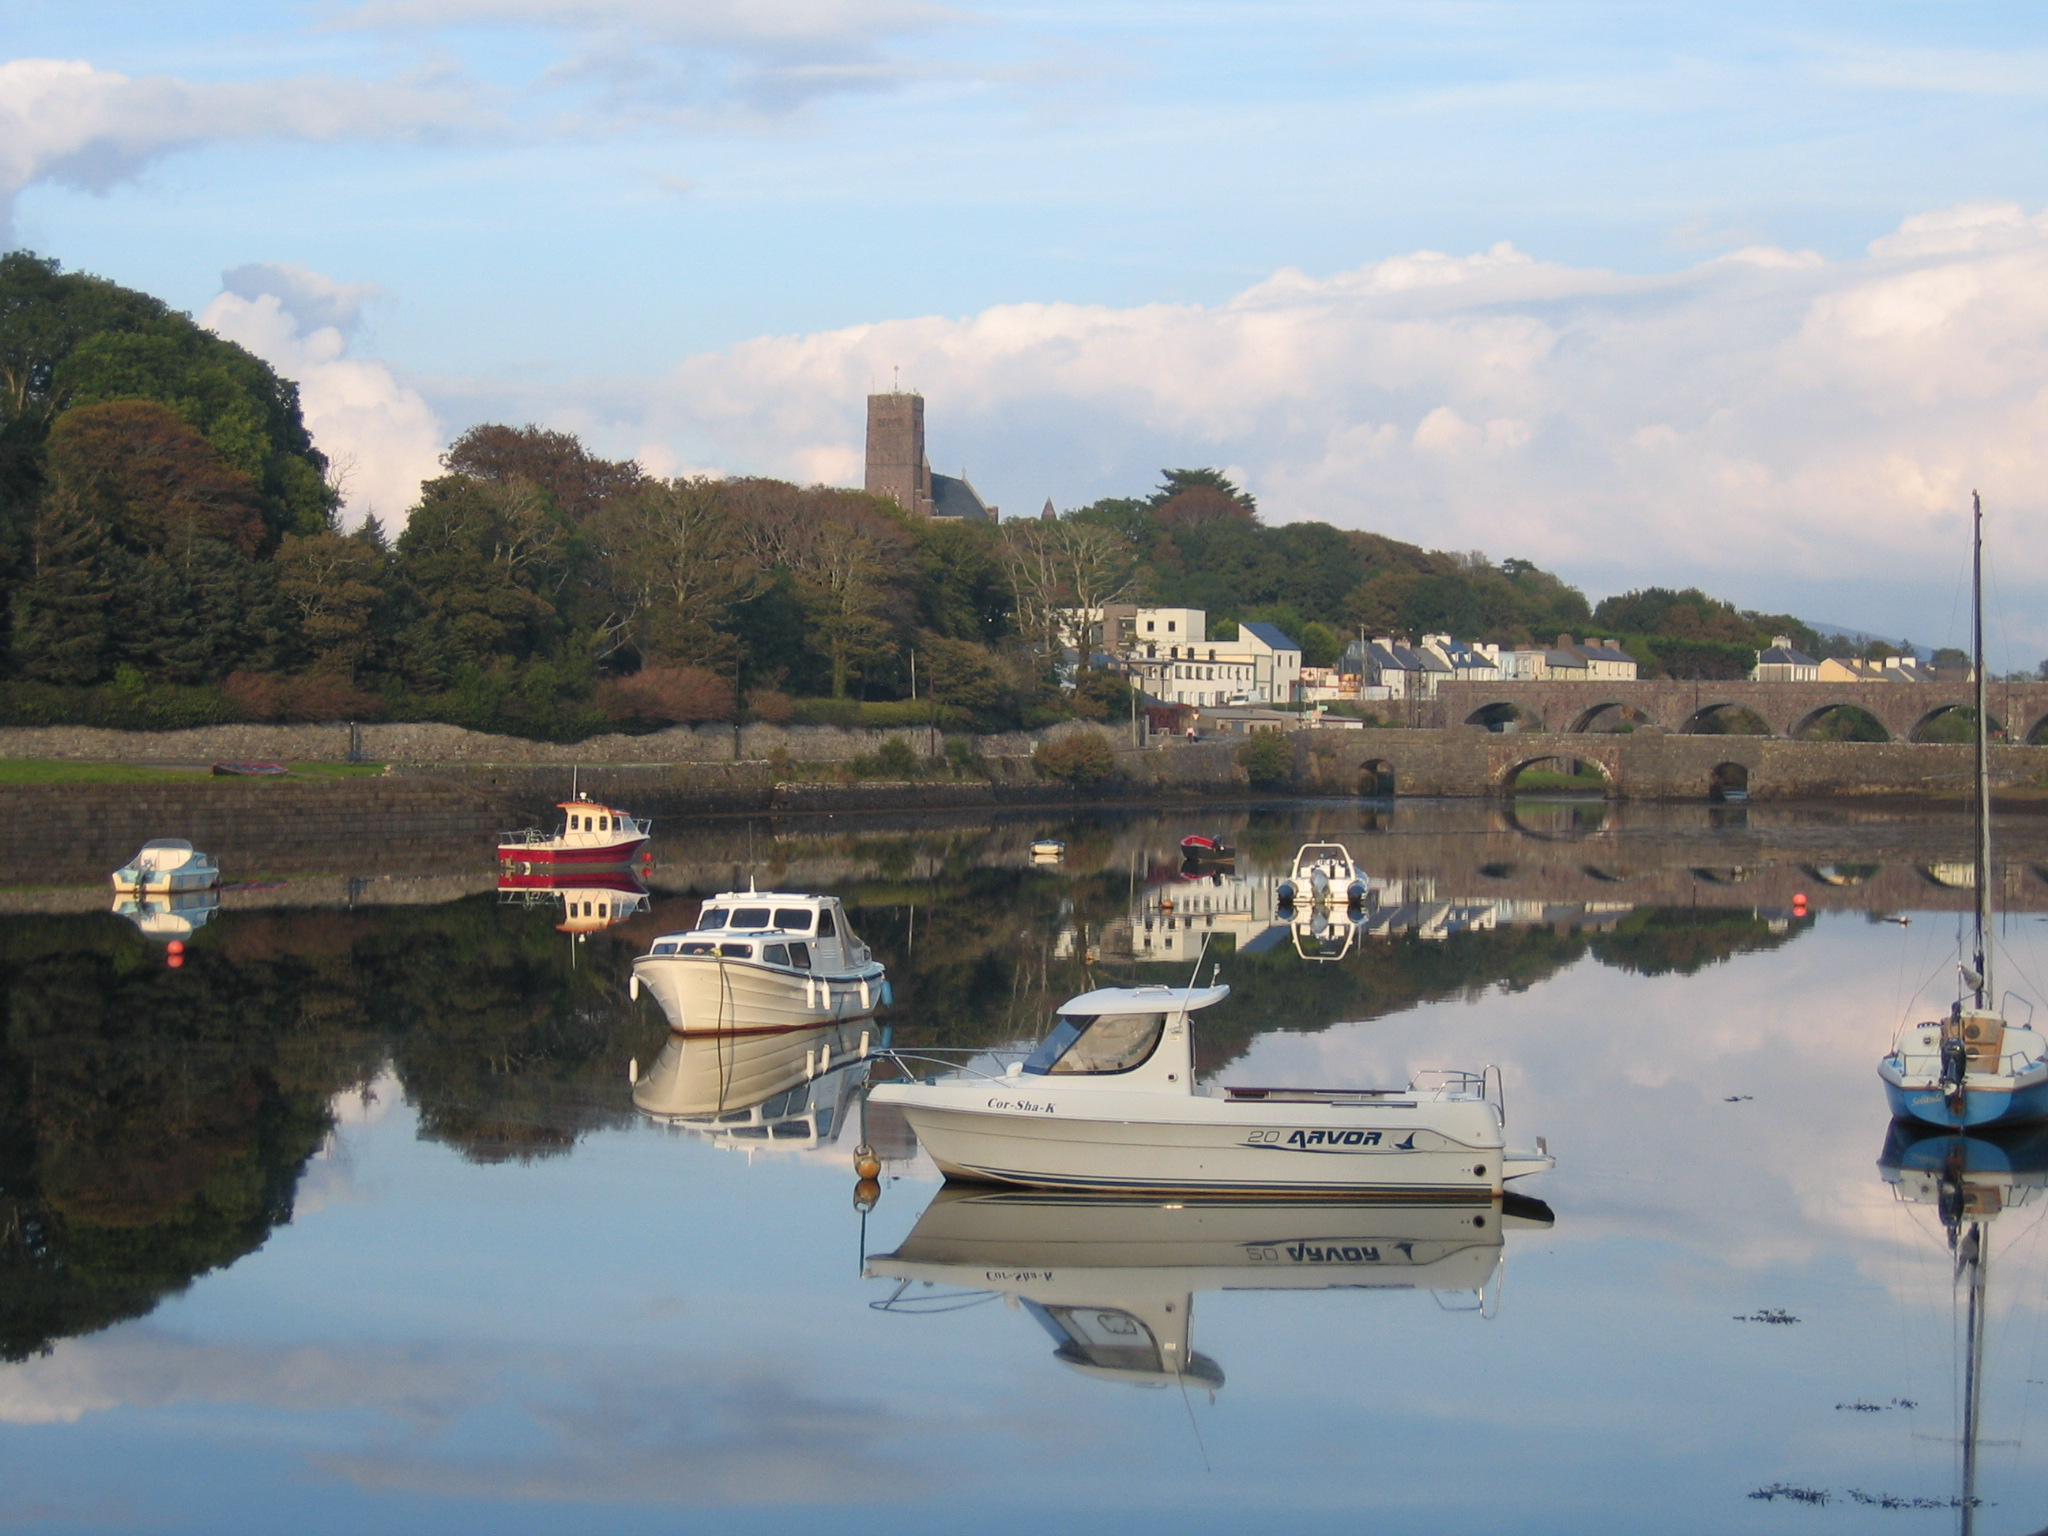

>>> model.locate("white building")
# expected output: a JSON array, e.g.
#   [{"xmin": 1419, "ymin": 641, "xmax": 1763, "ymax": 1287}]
[
  {"xmin": 1108, "ymin": 607, "xmax": 1303, "ymax": 706},
  {"xmin": 1751, "ymin": 638, "xmax": 1821, "ymax": 683}
]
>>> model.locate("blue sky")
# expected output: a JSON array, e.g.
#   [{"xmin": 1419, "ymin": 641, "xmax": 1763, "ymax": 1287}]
[{"xmin": 8, "ymin": 1, "xmax": 2048, "ymax": 656}]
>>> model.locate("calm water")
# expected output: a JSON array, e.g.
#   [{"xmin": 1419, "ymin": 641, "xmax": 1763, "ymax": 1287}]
[{"xmin": 9, "ymin": 801, "xmax": 2048, "ymax": 1534}]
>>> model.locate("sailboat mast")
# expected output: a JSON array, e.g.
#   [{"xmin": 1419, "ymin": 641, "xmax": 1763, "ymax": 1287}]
[{"xmin": 1972, "ymin": 492, "xmax": 1993, "ymax": 1011}]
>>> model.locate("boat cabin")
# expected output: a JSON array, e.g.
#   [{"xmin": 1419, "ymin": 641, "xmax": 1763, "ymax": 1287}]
[
  {"xmin": 646, "ymin": 892, "xmax": 869, "ymax": 973},
  {"xmin": 554, "ymin": 801, "xmax": 645, "ymax": 839},
  {"xmin": 1017, "ymin": 985, "xmax": 1229, "ymax": 1093}
]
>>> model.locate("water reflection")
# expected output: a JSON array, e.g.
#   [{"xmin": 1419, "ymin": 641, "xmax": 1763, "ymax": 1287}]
[
  {"xmin": 111, "ymin": 886, "xmax": 221, "ymax": 942},
  {"xmin": 866, "ymin": 1188, "xmax": 1555, "ymax": 1390},
  {"xmin": 11, "ymin": 802, "xmax": 2048, "ymax": 1529},
  {"xmin": 496, "ymin": 865, "xmax": 650, "ymax": 932},
  {"xmin": 633, "ymin": 1021, "xmax": 873, "ymax": 1150}
]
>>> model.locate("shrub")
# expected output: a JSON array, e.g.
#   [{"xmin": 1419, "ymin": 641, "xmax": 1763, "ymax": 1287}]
[
  {"xmin": 1033, "ymin": 731, "xmax": 1117, "ymax": 785},
  {"xmin": 596, "ymin": 666, "xmax": 735, "ymax": 726},
  {"xmin": 747, "ymin": 687, "xmax": 796, "ymax": 724},
  {"xmin": 875, "ymin": 736, "xmax": 918, "ymax": 777},
  {"xmin": 1237, "ymin": 732, "xmax": 1294, "ymax": 788},
  {"xmin": 225, "ymin": 671, "xmax": 381, "ymax": 722}
]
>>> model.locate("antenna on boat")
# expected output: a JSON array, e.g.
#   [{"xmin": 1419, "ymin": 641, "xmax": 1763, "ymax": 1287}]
[
  {"xmin": 571, "ymin": 763, "xmax": 579, "ymax": 802},
  {"xmin": 1185, "ymin": 928, "xmax": 1214, "ymax": 996}
]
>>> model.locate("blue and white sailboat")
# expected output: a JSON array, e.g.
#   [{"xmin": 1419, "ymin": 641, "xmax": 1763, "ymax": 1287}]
[{"xmin": 1879, "ymin": 496, "xmax": 2048, "ymax": 1130}]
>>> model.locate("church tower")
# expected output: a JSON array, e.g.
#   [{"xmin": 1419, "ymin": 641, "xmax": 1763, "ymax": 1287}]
[{"xmin": 865, "ymin": 392, "xmax": 934, "ymax": 518}]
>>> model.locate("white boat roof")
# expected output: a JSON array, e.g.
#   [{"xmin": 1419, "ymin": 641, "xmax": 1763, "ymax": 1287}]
[
  {"xmin": 1059, "ymin": 984, "xmax": 1230, "ymax": 1015},
  {"xmin": 704, "ymin": 891, "xmax": 839, "ymax": 905}
]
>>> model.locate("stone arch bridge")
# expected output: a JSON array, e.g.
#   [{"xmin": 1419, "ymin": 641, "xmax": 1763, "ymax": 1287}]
[{"xmin": 1424, "ymin": 679, "xmax": 2048, "ymax": 742}]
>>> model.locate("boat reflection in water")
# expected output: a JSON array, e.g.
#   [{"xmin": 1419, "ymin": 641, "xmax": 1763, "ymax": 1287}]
[
  {"xmin": 1877, "ymin": 1120, "xmax": 2048, "ymax": 1533},
  {"xmin": 866, "ymin": 1187, "xmax": 1555, "ymax": 1390},
  {"xmin": 112, "ymin": 887, "xmax": 221, "ymax": 942},
  {"xmin": 497, "ymin": 866, "xmax": 649, "ymax": 934},
  {"xmin": 632, "ymin": 1020, "xmax": 874, "ymax": 1151}
]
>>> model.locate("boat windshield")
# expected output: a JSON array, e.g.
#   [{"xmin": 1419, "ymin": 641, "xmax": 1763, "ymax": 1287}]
[
  {"xmin": 729, "ymin": 906, "xmax": 772, "ymax": 929},
  {"xmin": 1023, "ymin": 1012, "xmax": 1169, "ymax": 1075},
  {"xmin": 773, "ymin": 908, "xmax": 813, "ymax": 931},
  {"xmin": 696, "ymin": 909, "xmax": 728, "ymax": 929}
]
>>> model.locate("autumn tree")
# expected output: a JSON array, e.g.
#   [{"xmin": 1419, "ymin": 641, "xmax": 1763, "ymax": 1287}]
[
  {"xmin": 442, "ymin": 423, "xmax": 644, "ymax": 524},
  {"xmin": 583, "ymin": 476, "xmax": 760, "ymax": 668},
  {"xmin": 274, "ymin": 529, "xmax": 389, "ymax": 678}
]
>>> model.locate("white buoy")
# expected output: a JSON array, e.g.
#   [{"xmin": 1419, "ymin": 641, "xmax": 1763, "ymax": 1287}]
[
  {"xmin": 628, "ymin": 1057, "xmax": 639, "ymax": 1084},
  {"xmin": 629, "ymin": 975, "xmax": 640, "ymax": 999}
]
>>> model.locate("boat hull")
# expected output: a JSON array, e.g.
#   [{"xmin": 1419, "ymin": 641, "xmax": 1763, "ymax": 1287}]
[
  {"xmin": 1883, "ymin": 1071, "xmax": 2048, "ymax": 1130},
  {"xmin": 110, "ymin": 867, "xmax": 219, "ymax": 896},
  {"xmin": 872, "ymin": 1089, "xmax": 1539, "ymax": 1196},
  {"xmin": 632, "ymin": 954, "xmax": 886, "ymax": 1035},
  {"xmin": 497, "ymin": 837, "xmax": 647, "ymax": 866}
]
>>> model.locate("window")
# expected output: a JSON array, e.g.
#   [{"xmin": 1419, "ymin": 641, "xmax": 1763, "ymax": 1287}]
[
  {"xmin": 764, "ymin": 943, "xmax": 790, "ymax": 966},
  {"xmin": 817, "ymin": 910, "xmax": 838, "ymax": 939},
  {"xmin": 1167, "ymin": 620, "xmax": 1176, "ymax": 632},
  {"xmin": 773, "ymin": 908, "xmax": 814, "ymax": 931},
  {"xmin": 1145, "ymin": 620, "xmax": 1154, "ymax": 632},
  {"xmin": 1023, "ymin": 1012, "xmax": 1168, "ymax": 1075},
  {"xmin": 729, "ymin": 906, "xmax": 771, "ymax": 929},
  {"xmin": 678, "ymin": 941, "xmax": 717, "ymax": 955},
  {"xmin": 652, "ymin": 941, "xmax": 678, "ymax": 954},
  {"xmin": 788, "ymin": 942, "xmax": 812, "ymax": 969},
  {"xmin": 603, "ymin": 816, "xmax": 613, "ymax": 831},
  {"xmin": 696, "ymin": 908, "xmax": 728, "ymax": 929},
  {"xmin": 718, "ymin": 942, "xmax": 755, "ymax": 958}
]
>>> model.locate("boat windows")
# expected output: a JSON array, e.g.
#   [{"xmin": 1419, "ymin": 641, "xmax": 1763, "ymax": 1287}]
[
  {"xmin": 1023, "ymin": 1012, "xmax": 1169, "ymax": 1075},
  {"xmin": 774, "ymin": 908, "xmax": 814, "ymax": 931},
  {"xmin": 787, "ymin": 942, "xmax": 812, "ymax": 969},
  {"xmin": 651, "ymin": 941, "xmax": 678, "ymax": 954},
  {"xmin": 696, "ymin": 908, "xmax": 728, "ymax": 929},
  {"xmin": 677, "ymin": 941, "xmax": 717, "ymax": 955},
  {"xmin": 817, "ymin": 909, "xmax": 838, "ymax": 939},
  {"xmin": 718, "ymin": 942, "xmax": 755, "ymax": 958},
  {"xmin": 730, "ymin": 906, "xmax": 772, "ymax": 929},
  {"xmin": 763, "ymin": 943, "xmax": 790, "ymax": 966}
]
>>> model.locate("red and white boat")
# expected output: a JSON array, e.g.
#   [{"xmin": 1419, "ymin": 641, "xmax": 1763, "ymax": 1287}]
[{"xmin": 497, "ymin": 796, "xmax": 650, "ymax": 868}]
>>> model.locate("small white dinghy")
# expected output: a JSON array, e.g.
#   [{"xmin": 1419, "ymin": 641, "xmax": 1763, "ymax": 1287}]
[
  {"xmin": 110, "ymin": 839, "xmax": 220, "ymax": 896},
  {"xmin": 1274, "ymin": 843, "xmax": 1366, "ymax": 908},
  {"xmin": 868, "ymin": 983, "xmax": 1553, "ymax": 1196},
  {"xmin": 630, "ymin": 890, "xmax": 887, "ymax": 1035}
]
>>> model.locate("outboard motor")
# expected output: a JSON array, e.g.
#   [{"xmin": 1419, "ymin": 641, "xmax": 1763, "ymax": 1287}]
[
  {"xmin": 1346, "ymin": 879, "xmax": 1368, "ymax": 905},
  {"xmin": 1941, "ymin": 1025, "xmax": 1970, "ymax": 1110},
  {"xmin": 1276, "ymin": 879, "xmax": 1297, "ymax": 907}
]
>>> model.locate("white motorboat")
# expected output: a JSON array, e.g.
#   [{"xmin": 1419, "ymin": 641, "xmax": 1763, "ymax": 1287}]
[
  {"xmin": 632, "ymin": 1019, "xmax": 875, "ymax": 1129},
  {"xmin": 630, "ymin": 889, "xmax": 888, "ymax": 1035},
  {"xmin": 867, "ymin": 1186, "xmax": 1554, "ymax": 1389},
  {"xmin": 868, "ymin": 983, "xmax": 1552, "ymax": 1196},
  {"xmin": 1274, "ymin": 843, "xmax": 1367, "ymax": 908},
  {"xmin": 1030, "ymin": 840, "xmax": 1066, "ymax": 861},
  {"xmin": 110, "ymin": 839, "xmax": 220, "ymax": 896}
]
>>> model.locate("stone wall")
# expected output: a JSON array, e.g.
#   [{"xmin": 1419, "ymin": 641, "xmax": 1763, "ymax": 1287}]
[{"xmin": 0, "ymin": 718, "xmax": 1082, "ymax": 766}]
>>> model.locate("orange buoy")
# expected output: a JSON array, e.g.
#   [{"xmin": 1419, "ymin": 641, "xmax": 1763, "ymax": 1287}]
[
  {"xmin": 166, "ymin": 940, "xmax": 185, "ymax": 955},
  {"xmin": 853, "ymin": 1178, "xmax": 881, "ymax": 1211},
  {"xmin": 166, "ymin": 953, "xmax": 184, "ymax": 969}
]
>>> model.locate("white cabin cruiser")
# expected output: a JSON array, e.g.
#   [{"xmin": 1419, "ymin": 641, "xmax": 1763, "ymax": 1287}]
[
  {"xmin": 110, "ymin": 839, "xmax": 220, "ymax": 896},
  {"xmin": 868, "ymin": 984, "xmax": 1553, "ymax": 1196},
  {"xmin": 631, "ymin": 890, "xmax": 888, "ymax": 1035},
  {"xmin": 1275, "ymin": 843, "xmax": 1367, "ymax": 908},
  {"xmin": 867, "ymin": 1186, "xmax": 1554, "ymax": 1389}
]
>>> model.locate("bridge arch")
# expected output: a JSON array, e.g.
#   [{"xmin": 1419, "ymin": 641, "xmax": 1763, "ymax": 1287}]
[
  {"xmin": 2027, "ymin": 713, "xmax": 2048, "ymax": 746},
  {"xmin": 1909, "ymin": 704, "xmax": 2004, "ymax": 744},
  {"xmin": 1358, "ymin": 758, "xmax": 1396, "ymax": 797},
  {"xmin": 1708, "ymin": 761, "xmax": 1749, "ymax": 801},
  {"xmin": 1466, "ymin": 701, "xmax": 1542, "ymax": 732},
  {"xmin": 1569, "ymin": 702, "xmax": 1655, "ymax": 734},
  {"xmin": 1498, "ymin": 753, "xmax": 1616, "ymax": 797},
  {"xmin": 1793, "ymin": 703, "xmax": 1891, "ymax": 742},
  {"xmin": 1681, "ymin": 703, "xmax": 1773, "ymax": 736}
]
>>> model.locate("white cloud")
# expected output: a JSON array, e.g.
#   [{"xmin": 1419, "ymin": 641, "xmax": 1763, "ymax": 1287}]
[
  {"xmin": 597, "ymin": 203, "xmax": 2048, "ymax": 641},
  {"xmin": 0, "ymin": 58, "xmax": 481, "ymax": 233},
  {"xmin": 201, "ymin": 270, "xmax": 444, "ymax": 528}
]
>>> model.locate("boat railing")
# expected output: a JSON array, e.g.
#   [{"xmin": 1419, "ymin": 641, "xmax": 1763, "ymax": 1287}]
[
  {"xmin": 499, "ymin": 826, "xmax": 557, "ymax": 847},
  {"xmin": 866, "ymin": 1278, "xmax": 1002, "ymax": 1315},
  {"xmin": 868, "ymin": 1045, "xmax": 1027, "ymax": 1086},
  {"xmin": 1414, "ymin": 1066, "xmax": 1505, "ymax": 1115}
]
